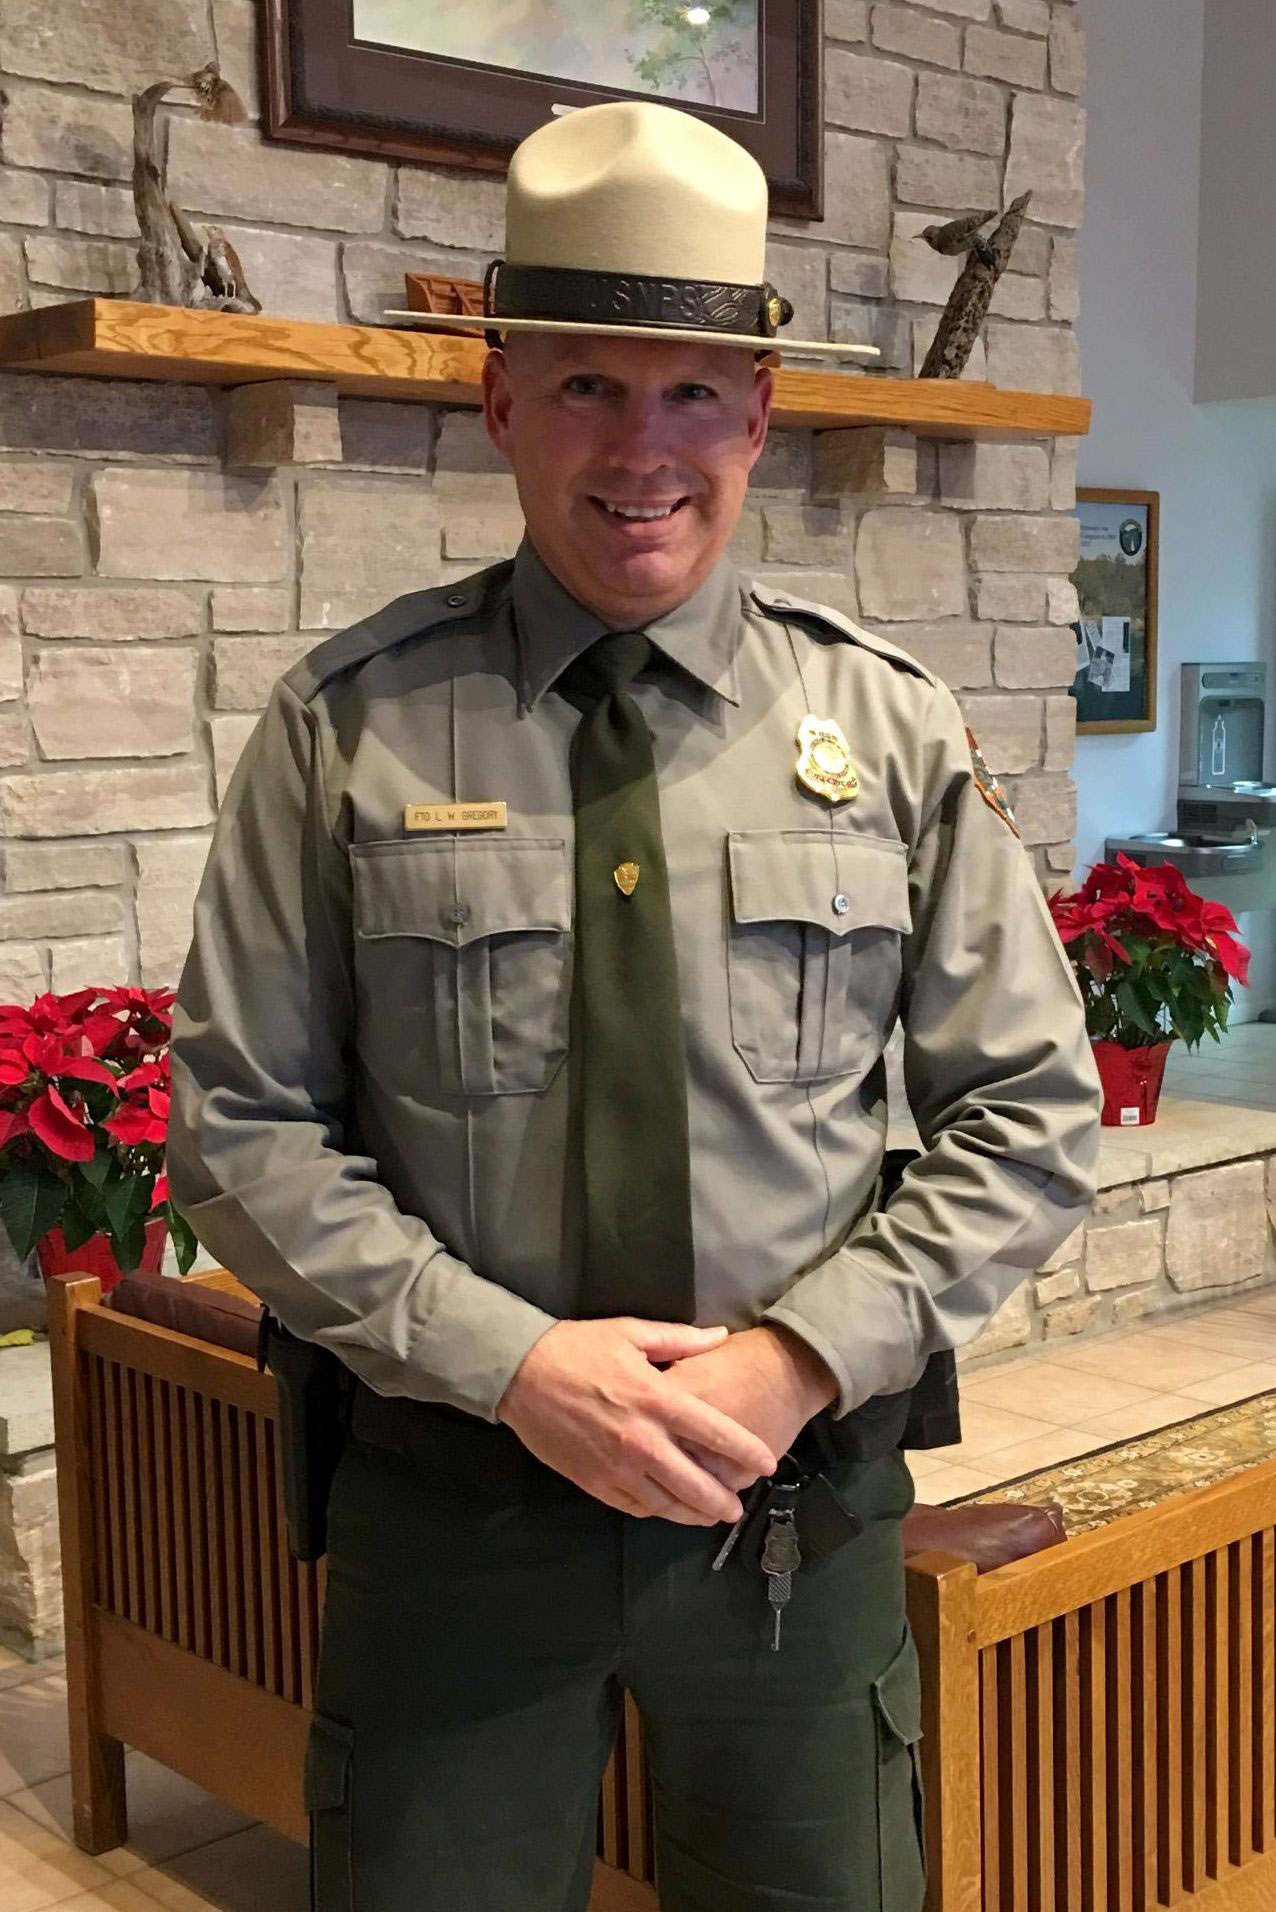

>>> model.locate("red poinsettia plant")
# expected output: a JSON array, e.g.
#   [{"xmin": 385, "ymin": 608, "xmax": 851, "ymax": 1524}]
[
  {"xmin": 1048, "ymin": 854, "xmax": 1251, "ymax": 1051},
  {"xmin": 0, "ymin": 985, "xmax": 197, "ymax": 1274}
]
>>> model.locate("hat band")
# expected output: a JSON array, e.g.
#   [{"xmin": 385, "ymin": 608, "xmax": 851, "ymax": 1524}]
[{"xmin": 487, "ymin": 262, "xmax": 791, "ymax": 339}]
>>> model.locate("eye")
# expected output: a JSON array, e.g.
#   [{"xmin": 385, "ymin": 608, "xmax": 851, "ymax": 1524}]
[
  {"xmin": 674, "ymin": 382, "xmax": 717, "ymax": 401},
  {"xmin": 563, "ymin": 374, "xmax": 606, "ymax": 397}
]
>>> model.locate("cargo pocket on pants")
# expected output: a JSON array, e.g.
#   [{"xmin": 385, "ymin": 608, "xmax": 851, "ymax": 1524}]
[
  {"xmin": 871, "ymin": 1626, "xmax": 927, "ymax": 1912},
  {"xmin": 304, "ymin": 1712, "xmax": 355, "ymax": 1912}
]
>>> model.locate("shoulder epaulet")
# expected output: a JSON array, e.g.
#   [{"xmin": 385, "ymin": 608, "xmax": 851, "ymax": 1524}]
[
  {"xmin": 284, "ymin": 562, "xmax": 513, "ymax": 704},
  {"xmin": 748, "ymin": 581, "xmax": 938, "ymax": 689}
]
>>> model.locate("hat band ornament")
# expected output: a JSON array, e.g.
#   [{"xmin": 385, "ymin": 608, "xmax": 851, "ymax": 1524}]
[{"xmin": 480, "ymin": 261, "xmax": 793, "ymax": 352}]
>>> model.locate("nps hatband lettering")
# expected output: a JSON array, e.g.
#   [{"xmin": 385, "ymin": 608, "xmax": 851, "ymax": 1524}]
[{"xmin": 486, "ymin": 262, "xmax": 794, "ymax": 339}]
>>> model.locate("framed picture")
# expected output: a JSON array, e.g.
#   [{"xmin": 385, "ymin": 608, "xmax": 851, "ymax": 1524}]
[
  {"xmin": 1069, "ymin": 488, "xmax": 1160, "ymax": 736},
  {"xmin": 262, "ymin": 0, "xmax": 824, "ymax": 218}
]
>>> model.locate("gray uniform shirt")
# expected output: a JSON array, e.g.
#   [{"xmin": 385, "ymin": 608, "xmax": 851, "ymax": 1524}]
[{"xmin": 168, "ymin": 538, "xmax": 1103, "ymax": 1423}]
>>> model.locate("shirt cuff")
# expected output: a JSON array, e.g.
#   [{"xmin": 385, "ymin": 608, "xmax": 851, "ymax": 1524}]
[
  {"xmin": 400, "ymin": 1269, "xmax": 561, "ymax": 1423},
  {"xmin": 761, "ymin": 1255, "xmax": 920, "ymax": 1420}
]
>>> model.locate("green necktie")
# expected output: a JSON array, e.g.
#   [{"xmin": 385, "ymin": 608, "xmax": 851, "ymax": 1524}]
[{"xmin": 558, "ymin": 631, "xmax": 696, "ymax": 1323}]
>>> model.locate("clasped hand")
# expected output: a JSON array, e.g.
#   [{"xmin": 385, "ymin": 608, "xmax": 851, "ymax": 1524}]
[{"xmin": 497, "ymin": 1316, "xmax": 837, "ymax": 1526}]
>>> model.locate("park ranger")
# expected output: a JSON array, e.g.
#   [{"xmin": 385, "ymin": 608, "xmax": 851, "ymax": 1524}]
[{"xmin": 168, "ymin": 99, "xmax": 1102, "ymax": 1912}]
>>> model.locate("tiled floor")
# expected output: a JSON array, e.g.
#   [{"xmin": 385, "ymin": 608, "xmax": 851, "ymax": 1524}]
[
  {"xmin": 1161, "ymin": 1017, "xmax": 1276, "ymax": 1111},
  {"xmin": 3, "ymin": 1283, "xmax": 1276, "ymax": 1907}
]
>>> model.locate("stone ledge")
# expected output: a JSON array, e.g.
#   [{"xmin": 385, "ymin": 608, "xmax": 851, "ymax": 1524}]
[{"xmin": 0, "ymin": 1339, "xmax": 54, "ymax": 1456}]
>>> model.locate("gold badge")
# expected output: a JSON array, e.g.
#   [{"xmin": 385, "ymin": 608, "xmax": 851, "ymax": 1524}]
[
  {"xmin": 795, "ymin": 716, "xmax": 859, "ymax": 805},
  {"xmin": 404, "ymin": 801, "xmax": 507, "ymax": 832},
  {"xmin": 965, "ymin": 727, "xmax": 1022, "ymax": 840},
  {"xmin": 614, "ymin": 862, "xmax": 640, "ymax": 896},
  {"xmin": 766, "ymin": 293, "xmax": 784, "ymax": 331}
]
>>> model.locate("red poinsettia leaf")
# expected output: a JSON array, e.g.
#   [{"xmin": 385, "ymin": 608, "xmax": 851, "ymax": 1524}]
[
  {"xmin": 151, "ymin": 1173, "xmax": 169, "ymax": 1210},
  {"xmin": 28, "ymin": 1083, "xmax": 95, "ymax": 1162},
  {"xmin": 51, "ymin": 1054, "xmax": 119, "ymax": 1089},
  {"xmin": 0, "ymin": 1108, "xmax": 30, "ymax": 1147},
  {"xmin": 104, "ymin": 1101, "xmax": 157, "ymax": 1147}
]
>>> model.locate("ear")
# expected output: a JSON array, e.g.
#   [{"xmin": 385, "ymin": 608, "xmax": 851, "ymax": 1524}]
[
  {"xmin": 745, "ymin": 363, "xmax": 774, "ymax": 472},
  {"xmin": 482, "ymin": 348, "xmax": 515, "ymax": 465}
]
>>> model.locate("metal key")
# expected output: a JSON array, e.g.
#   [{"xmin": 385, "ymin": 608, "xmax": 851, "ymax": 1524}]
[
  {"xmin": 761, "ymin": 1508, "xmax": 802, "ymax": 1650},
  {"xmin": 711, "ymin": 1476, "xmax": 771, "ymax": 1572}
]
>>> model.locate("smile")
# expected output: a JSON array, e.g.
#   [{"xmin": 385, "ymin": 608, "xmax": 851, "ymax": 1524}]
[{"xmin": 592, "ymin": 498, "xmax": 689, "ymax": 521}]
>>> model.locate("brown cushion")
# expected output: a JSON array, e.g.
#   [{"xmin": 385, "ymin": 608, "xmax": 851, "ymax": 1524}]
[
  {"xmin": 902, "ymin": 1499, "xmax": 1066, "ymax": 1572},
  {"xmin": 108, "ymin": 1269, "xmax": 263, "ymax": 1359}
]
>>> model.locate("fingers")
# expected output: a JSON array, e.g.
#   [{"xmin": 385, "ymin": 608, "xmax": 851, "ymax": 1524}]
[
  {"xmin": 621, "ymin": 1319, "xmax": 731, "ymax": 1361},
  {"xmin": 641, "ymin": 1439, "xmax": 743, "ymax": 1525},
  {"xmin": 663, "ymin": 1392, "xmax": 778, "ymax": 1481}
]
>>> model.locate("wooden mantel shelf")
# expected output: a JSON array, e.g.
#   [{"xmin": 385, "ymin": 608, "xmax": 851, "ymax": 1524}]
[{"xmin": 0, "ymin": 299, "xmax": 1091, "ymax": 440}]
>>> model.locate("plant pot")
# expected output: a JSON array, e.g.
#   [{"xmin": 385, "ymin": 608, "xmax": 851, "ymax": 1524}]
[
  {"xmin": 1090, "ymin": 1037, "xmax": 1175, "ymax": 1127},
  {"xmin": 36, "ymin": 1217, "xmax": 167, "ymax": 1293}
]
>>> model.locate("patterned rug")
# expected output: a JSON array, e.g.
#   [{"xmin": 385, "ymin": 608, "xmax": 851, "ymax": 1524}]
[{"xmin": 948, "ymin": 1388, "xmax": 1276, "ymax": 1535}]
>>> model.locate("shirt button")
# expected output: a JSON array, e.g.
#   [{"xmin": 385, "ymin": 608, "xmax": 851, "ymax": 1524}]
[
  {"xmin": 832, "ymin": 893, "xmax": 851, "ymax": 916},
  {"xmin": 446, "ymin": 902, "xmax": 471, "ymax": 926},
  {"xmin": 446, "ymin": 592, "xmax": 467, "ymax": 607}
]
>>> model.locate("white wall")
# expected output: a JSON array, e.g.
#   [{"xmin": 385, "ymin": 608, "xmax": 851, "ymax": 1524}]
[
  {"xmin": 1076, "ymin": 0, "xmax": 1276, "ymax": 1017},
  {"xmin": 1196, "ymin": 0, "xmax": 1276, "ymax": 403}
]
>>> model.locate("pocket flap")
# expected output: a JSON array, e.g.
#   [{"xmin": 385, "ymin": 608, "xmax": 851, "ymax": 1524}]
[
  {"xmin": 304, "ymin": 1713, "xmax": 354, "ymax": 1814},
  {"xmin": 872, "ymin": 1627, "xmax": 924, "ymax": 1748},
  {"xmin": 728, "ymin": 831, "xmax": 912, "ymax": 935},
  {"xmin": 352, "ymin": 837, "xmax": 571, "ymax": 947}
]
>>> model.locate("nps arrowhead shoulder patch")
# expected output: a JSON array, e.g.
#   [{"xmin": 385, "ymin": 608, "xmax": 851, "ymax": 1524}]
[{"xmin": 965, "ymin": 726, "xmax": 1021, "ymax": 840}]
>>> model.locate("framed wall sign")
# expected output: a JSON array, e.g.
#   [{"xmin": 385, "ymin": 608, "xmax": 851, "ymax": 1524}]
[
  {"xmin": 1069, "ymin": 488, "xmax": 1160, "ymax": 735},
  {"xmin": 262, "ymin": 0, "xmax": 824, "ymax": 218}
]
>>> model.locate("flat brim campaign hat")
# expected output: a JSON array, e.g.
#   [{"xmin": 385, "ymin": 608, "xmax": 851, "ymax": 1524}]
[{"xmin": 386, "ymin": 99, "xmax": 877, "ymax": 363}]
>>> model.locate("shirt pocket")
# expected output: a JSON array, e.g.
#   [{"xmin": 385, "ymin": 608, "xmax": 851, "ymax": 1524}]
[
  {"xmin": 725, "ymin": 829, "xmax": 911, "ymax": 1085},
  {"xmin": 350, "ymin": 837, "xmax": 572, "ymax": 1097}
]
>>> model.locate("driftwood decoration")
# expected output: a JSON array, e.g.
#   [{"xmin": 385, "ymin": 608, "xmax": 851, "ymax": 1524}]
[
  {"xmin": 133, "ymin": 63, "xmax": 261, "ymax": 313},
  {"xmin": 918, "ymin": 190, "xmax": 1033, "ymax": 380}
]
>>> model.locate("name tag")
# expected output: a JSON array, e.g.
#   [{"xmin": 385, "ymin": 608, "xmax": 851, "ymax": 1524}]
[{"xmin": 404, "ymin": 802, "xmax": 508, "ymax": 832}]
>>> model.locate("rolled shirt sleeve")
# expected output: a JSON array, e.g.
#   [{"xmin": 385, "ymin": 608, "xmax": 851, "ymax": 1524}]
[
  {"xmin": 166, "ymin": 678, "xmax": 558, "ymax": 1422},
  {"xmin": 763, "ymin": 676, "xmax": 1103, "ymax": 1417}
]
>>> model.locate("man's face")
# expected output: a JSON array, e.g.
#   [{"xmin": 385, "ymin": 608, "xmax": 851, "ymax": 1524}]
[{"xmin": 483, "ymin": 332, "xmax": 772, "ymax": 626}]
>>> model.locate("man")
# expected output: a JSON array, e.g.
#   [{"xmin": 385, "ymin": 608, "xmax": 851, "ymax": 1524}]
[{"xmin": 169, "ymin": 99, "xmax": 1102, "ymax": 1911}]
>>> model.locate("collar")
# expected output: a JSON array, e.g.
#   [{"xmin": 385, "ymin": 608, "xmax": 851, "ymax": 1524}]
[{"xmin": 512, "ymin": 537, "xmax": 744, "ymax": 712}]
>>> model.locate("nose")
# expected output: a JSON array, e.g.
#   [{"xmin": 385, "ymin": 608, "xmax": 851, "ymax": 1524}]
[{"xmin": 602, "ymin": 389, "xmax": 679, "ymax": 475}]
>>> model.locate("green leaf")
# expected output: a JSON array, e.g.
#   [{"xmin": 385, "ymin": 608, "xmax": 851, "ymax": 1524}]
[
  {"xmin": 79, "ymin": 1144, "xmax": 114, "ymax": 1191},
  {"xmin": 60, "ymin": 1198, "xmax": 100, "ymax": 1254},
  {"xmin": 101, "ymin": 1172, "xmax": 150, "ymax": 1240},
  {"xmin": 1115, "ymin": 978, "xmax": 1160, "ymax": 1039},
  {"xmin": 0, "ymin": 1159, "xmax": 68, "ymax": 1260},
  {"xmin": 110, "ymin": 1217, "xmax": 148, "ymax": 1274},
  {"xmin": 168, "ymin": 1206, "xmax": 199, "ymax": 1276}
]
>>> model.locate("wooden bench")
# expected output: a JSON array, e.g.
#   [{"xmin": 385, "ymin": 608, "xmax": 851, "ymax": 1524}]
[{"xmin": 47, "ymin": 1268, "xmax": 1276, "ymax": 1909}]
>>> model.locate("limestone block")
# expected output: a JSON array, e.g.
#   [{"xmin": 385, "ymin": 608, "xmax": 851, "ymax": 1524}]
[
  {"xmin": 1085, "ymin": 1217, "xmax": 1164, "ymax": 1291},
  {"xmin": 1034, "ymin": 1270, "xmax": 1080, "ymax": 1306},
  {"xmin": 0, "ymin": 716, "xmax": 28, "ymax": 768},
  {"xmin": 958, "ymin": 693, "xmax": 1042, "ymax": 773},
  {"xmin": 986, "ymin": 321, "xmax": 1082, "ymax": 398},
  {"xmin": 0, "ymin": 373, "xmax": 220, "ymax": 463},
  {"xmin": 884, "ymin": 624, "xmax": 993, "ymax": 688},
  {"xmin": 213, "ymin": 225, "xmax": 340, "ymax": 326},
  {"xmin": 0, "ymin": 1454, "xmax": 62, "ymax": 1654},
  {"xmin": 0, "ymin": 237, "xmax": 26, "ymax": 317},
  {"xmin": 1140, "ymin": 1179, "xmax": 1171, "ymax": 1213},
  {"xmin": 0, "ymin": 600, "xmax": 18, "ymax": 704},
  {"xmin": 1050, "ymin": 9, "xmax": 1086, "ymax": 93},
  {"xmin": 756, "ymin": 570, "xmax": 860, "ymax": 620},
  {"xmin": 976, "ymin": 574, "xmax": 1048, "ymax": 622},
  {"xmin": 829, "ymin": 299, "xmax": 911, "ymax": 373},
  {"xmin": 0, "ymin": 943, "xmax": 44, "ymax": 998},
  {"xmin": 24, "ymin": 236, "xmax": 134, "ymax": 296},
  {"xmin": 993, "ymin": 625, "xmax": 1077, "ymax": 689},
  {"xmin": 0, "ymin": 82, "xmax": 132, "ymax": 179},
  {"xmin": 135, "ymin": 837, "xmax": 211, "ymax": 987},
  {"xmin": 938, "ymin": 443, "xmax": 1050, "ymax": 513},
  {"xmin": 911, "ymin": 317, "xmax": 988, "ymax": 382},
  {"xmin": 2, "ymin": 843, "xmax": 126, "ymax": 893},
  {"xmin": 299, "ymin": 475, "xmax": 443, "ymax": 629},
  {"xmin": 50, "ymin": 934, "xmax": 128, "ymax": 991},
  {"xmin": 1003, "ymin": 772, "xmax": 1076, "ymax": 845},
  {"xmin": 1047, "ymin": 577, "xmax": 1080, "ymax": 625},
  {"xmin": 964, "ymin": 23, "xmax": 1048, "ymax": 86},
  {"xmin": 870, "ymin": 6, "xmax": 962, "ymax": 67},
  {"xmin": 211, "ymin": 586, "xmax": 292, "ymax": 633},
  {"xmin": 1166, "ymin": 1160, "xmax": 1269, "ymax": 1292},
  {"xmin": 988, "ymin": 274, "xmax": 1048, "ymax": 323},
  {"xmin": 766, "ymin": 242, "xmax": 829, "ymax": 342},
  {"xmin": 960, "ymin": 1282, "xmax": 1031, "ymax": 1361},
  {"xmin": 29, "ymin": 646, "xmax": 197, "ymax": 760},
  {"xmin": 1, "ymin": 0, "xmax": 211, "ymax": 89},
  {"xmin": 1006, "ymin": 93, "xmax": 1086, "ymax": 228},
  {"xmin": 339, "ymin": 399, "xmax": 435, "ymax": 475},
  {"xmin": 995, "ymin": 0, "xmax": 1050, "ymax": 29},
  {"xmin": 225, "ymin": 382, "xmax": 342, "ymax": 468},
  {"xmin": 168, "ymin": 119, "xmax": 385, "ymax": 233},
  {"xmin": 814, "ymin": 428, "xmax": 917, "ymax": 501},
  {"xmin": 93, "ymin": 470, "xmax": 288, "ymax": 583},
  {"xmin": 825, "ymin": 134, "xmax": 893, "ymax": 252},
  {"xmin": 1050, "ymin": 237, "xmax": 1080, "ymax": 322},
  {"xmin": 915, "ymin": 0, "xmax": 991, "ymax": 16},
  {"xmin": 0, "ymin": 517, "xmax": 83, "ymax": 578},
  {"xmin": 857, "ymin": 510, "xmax": 966, "ymax": 621},
  {"xmin": 894, "ymin": 146, "xmax": 1002, "ymax": 213},
  {"xmin": 0, "ymin": 463, "xmax": 76, "ymax": 519},
  {"xmin": 342, "ymin": 240, "xmax": 487, "ymax": 329},
  {"xmin": 826, "ymin": 48, "xmax": 915, "ymax": 137},
  {"xmin": 1043, "ymin": 694, "xmax": 1077, "ymax": 771},
  {"xmin": 826, "ymin": 0, "xmax": 870, "ymax": 37},
  {"xmin": 1050, "ymin": 437, "xmax": 1079, "ymax": 511},
  {"xmin": 914, "ymin": 72, "xmax": 1007, "ymax": 157},
  {"xmin": 0, "ymin": 764, "xmax": 213, "ymax": 838},
  {"xmin": 890, "ymin": 212, "xmax": 963, "ymax": 308},
  {"xmin": 969, "ymin": 512, "xmax": 1080, "ymax": 574},
  {"xmin": 729, "ymin": 509, "xmax": 764, "ymax": 568},
  {"xmin": 1042, "ymin": 1295, "xmax": 1102, "ymax": 1338},
  {"xmin": 1045, "ymin": 844, "xmax": 1075, "ymax": 874},
  {"xmin": 439, "ymin": 512, "xmax": 524, "ymax": 564},
  {"xmin": 396, "ymin": 169, "xmax": 504, "ymax": 252},
  {"xmin": 829, "ymin": 252, "xmax": 889, "ymax": 300},
  {"xmin": 750, "ymin": 432, "xmax": 812, "ymax": 498},
  {"xmin": 762, "ymin": 506, "xmax": 852, "ymax": 567},
  {"xmin": 0, "ymin": 173, "xmax": 50, "ymax": 228},
  {"xmin": 211, "ymin": 712, "xmax": 259, "ymax": 805},
  {"xmin": 1110, "ymin": 1288, "xmax": 1161, "ymax": 1328},
  {"xmin": 211, "ymin": 0, "xmax": 261, "ymax": 122},
  {"xmin": 432, "ymin": 412, "xmax": 515, "ymax": 498},
  {"xmin": 21, "ymin": 585, "xmax": 205, "ymax": 641},
  {"xmin": 211, "ymin": 635, "xmax": 315, "ymax": 712},
  {"xmin": 0, "ymin": 890, "xmax": 123, "ymax": 940},
  {"xmin": 1012, "ymin": 226, "xmax": 1052, "ymax": 278}
]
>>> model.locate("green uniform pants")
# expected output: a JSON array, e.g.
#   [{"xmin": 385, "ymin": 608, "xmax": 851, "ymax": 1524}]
[{"xmin": 305, "ymin": 1388, "xmax": 927, "ymax": 1912}]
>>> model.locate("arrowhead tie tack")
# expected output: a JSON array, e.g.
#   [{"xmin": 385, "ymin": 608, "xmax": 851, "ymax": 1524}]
[{"xmin": 614, "ymin": 861, "xmax": 640, "ymax": 896}]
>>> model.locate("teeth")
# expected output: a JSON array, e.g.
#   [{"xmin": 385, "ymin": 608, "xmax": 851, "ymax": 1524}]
[{"xmin": 600, "ymin": 501, "xmax": 679, "ymax": 520}]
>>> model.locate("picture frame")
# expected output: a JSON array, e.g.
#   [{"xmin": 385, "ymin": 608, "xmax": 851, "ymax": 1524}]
[
  {"xmin": 262, "ymin": 0, "xmax": 824, "ymax": 219},
  {"xmin": 1069, "ymin": 488, "xmax": 1160, "ymax": 736}
]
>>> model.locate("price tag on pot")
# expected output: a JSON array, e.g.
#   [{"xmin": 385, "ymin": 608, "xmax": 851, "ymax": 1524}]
[{"xmin": 1120, "ymin": 1107, "xmax": 1141, "ymax": 1125}]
